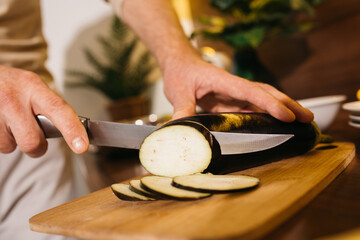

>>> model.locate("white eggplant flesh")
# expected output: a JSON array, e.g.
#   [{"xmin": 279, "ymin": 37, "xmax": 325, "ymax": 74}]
[
  {"xmin": 140, "ymin": 123, "xmax": 218, "ymax": 177},
  {"xmin": 173, "ymin": 174, "xmax": 260, "ymax": 192},
  {"xmin": 140, "ymin": 176, "xmax": 212, "ymax": 199},
  {"xmin": 111, "ymin": 183, "xmax": 155, "ymax": 201}
]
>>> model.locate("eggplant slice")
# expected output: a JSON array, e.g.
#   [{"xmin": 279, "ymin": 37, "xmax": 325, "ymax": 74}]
[
  {"xmin": 141, "ymin": 176, "xmax": 212, "ymax": 199},
  {"xmin": 140, "ymin": 121, "xmax": 220, "ymax": 177},
  {"xmin": 172, "ymin": 174, "xmax": 260, "ymax": 192},
  {"xmin": 111, "ymin": 183, "xmax": 155, "ymax": 201},
  {"xmin": 129, "ymin": 179, "xmax": 161, "ymax": 199}
]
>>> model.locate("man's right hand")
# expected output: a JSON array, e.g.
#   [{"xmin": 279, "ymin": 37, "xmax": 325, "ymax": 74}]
[{"xmin": 0, "ymin": 65, "xmax": 89, "ymax": 157}]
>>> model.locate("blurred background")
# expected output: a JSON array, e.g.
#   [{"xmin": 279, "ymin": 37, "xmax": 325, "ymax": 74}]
[
  {"xmin": 40, "ymin": 0, "xmax": 360, "ymax": 191},
  {"xmin": 41, "ymin": 0, "xmax": 359, "ymax": 119}
]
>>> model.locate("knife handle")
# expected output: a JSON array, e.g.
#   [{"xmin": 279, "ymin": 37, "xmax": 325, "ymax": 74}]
[{"xmin": 36, "ymin": 115, "xmax": 89, "ymax": 138}]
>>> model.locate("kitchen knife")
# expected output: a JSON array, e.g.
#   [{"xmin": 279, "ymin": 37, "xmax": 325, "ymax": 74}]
[{"xmin": 36, "ymin": 115, "xmax": 294, "ymax": 155}]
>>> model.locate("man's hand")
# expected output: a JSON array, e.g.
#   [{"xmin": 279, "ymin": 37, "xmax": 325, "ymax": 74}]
[
  {"xmin": 0, "ymin": 65, "xmax": 89, "ymax": 157},
  {"xmin": 120, "ymin": 0, "xmax": 313, "ymax": 123},
  {"xmin": 162, "ymin": 56, "xmax": 314, "ymax": 123}
]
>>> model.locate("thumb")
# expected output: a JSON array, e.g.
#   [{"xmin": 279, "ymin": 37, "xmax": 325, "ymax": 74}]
[{"xmin": 172, "ymin": 103, "xmax": 196, "ymax": 120}]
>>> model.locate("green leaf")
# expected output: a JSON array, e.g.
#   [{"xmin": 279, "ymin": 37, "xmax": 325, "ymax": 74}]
[
  {"xmin": 83, "ymin": 48, "xmax": 107, "ymax": 75},
  {"xmin": 223, "ymin": 26, "xmax": 265, "ymax": 48},
  {"xmin": 66, "ymin": 16, "xmax": 156, "ymax": 101}
]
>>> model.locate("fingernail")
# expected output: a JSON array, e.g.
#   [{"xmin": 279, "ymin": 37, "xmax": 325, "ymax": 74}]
[{"xmin": 72, "ymin": 137, "xmax": 87, "ymax": 153}]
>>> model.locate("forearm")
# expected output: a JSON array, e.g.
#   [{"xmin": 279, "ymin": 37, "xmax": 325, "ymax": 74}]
[
  {"xmin": 109, "ymin": 0, "xmax": 314, "ymax": 123},
  {"xmin": 120, "ymin": 0, "xmax": 201, "ymax": 71}
]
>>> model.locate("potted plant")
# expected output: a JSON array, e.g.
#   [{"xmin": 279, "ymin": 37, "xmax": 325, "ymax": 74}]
[
  {"xmin": 192, "ymin": 0, "xmax": 322, "ymax": 88},
  {"xmin": 68, "ymin": 16, "xmax": 157, "ymax": 121}
]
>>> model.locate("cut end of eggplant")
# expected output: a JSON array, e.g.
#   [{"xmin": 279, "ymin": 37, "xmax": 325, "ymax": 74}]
[
  {"xmin": 141, "ymin": 176, "xmax": 212, "ymax": 199},
  {"xmin": 111, "ymin": 183, "xmax": 155, "ymax": 201},
  {"xmin": 139, "ymin": 122, "xmax": 220, "ymax": 177},
  {"xmin": 173, "ymin": 174, "xmax": 260, "ymax": 192}
]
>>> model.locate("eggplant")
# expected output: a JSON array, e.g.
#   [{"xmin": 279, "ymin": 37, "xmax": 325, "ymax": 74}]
[
  {"xmin": 139, "ymin": 113, "xmax": 323, "ymax": 176},
  {"xmin": 140, "ymin": 176, "xmax": 212, "ymax": 200},
  {"xmin": 111, "ymin": 183, "xmax": 155, "ymax": 201},
  {"xmin": 139, "ymin": 121, "xmax": 220, "ymax": 177},
  {"xmin": 129, "ymin": 180, "xmax": 161, "ymax": 199},
  {"xmin": 170, "ymin": 113, "xmax": 323, "ymax": 174},
  {"xmin": 172, "ymin": 174, "xmax": 260, "ymax": 193},
  {"xmin": 112, "ymin": 173, "xmax": 259, "ymax": 202},
  {"xmin": 173, "ymin": 112, "xmax": 321, "ymax": 152}
]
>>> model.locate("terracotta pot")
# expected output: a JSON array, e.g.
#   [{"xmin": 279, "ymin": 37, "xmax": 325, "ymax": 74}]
[{"xmin": 106, "ymin": 95, "xmax": 150, "ymax": 121}]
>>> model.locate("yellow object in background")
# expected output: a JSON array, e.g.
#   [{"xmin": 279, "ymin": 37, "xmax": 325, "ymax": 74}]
[
  {"xmin": 357, "ymin": 89, "xmax": 360, "ymax": 100},
  {"xmin": 172, "ymin": 0, "xmax": 192, "ymax": 20}
]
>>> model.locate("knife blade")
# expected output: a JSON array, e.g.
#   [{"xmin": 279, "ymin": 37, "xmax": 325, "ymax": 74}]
[{"xmin": 36, "ymin": 115, "xmax": 293, "ymax": 155}]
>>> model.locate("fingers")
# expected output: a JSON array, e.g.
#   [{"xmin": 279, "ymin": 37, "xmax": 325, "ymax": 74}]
[
  {"xmin": 0, "ymin": 66, "xmax": 89, "ymax": 157},
  {"xmin": 163, "ymin": 69, "xmax": 198, "ymax": 120},
  {"xmin": 171, "ymin": 98, "xmax": 197, "ymax": 120},
  {"xmin": 31, "ymin": 87, "xmax": 89, "ymax": 154},
  {"xmin": 4, "ymin": 112, "xmax": 48, "ymax": 157},
  {"xmin": 256, "ymin": 83, "xmax": 314, "ymax": 122},
  {"xmin": 162, "ymin": 58, "xmax": 313, "ymax": 123},
  {"xmin": 208, "ymin": 76, "xmax": 291, "ymax": 121},
  {"xmin": 0, "ymin": 79, "xmax": 48, "ymax": 157},
  {"xmin": 246, "ymin": 84, "xmax": 297, "ymax": 122},
  {"xmin": 196, "ymin": 92, "xmax": 263, "ymax": 113},
  {"xmin": 212, "ymin": 74, "xmax": 313, "ymax": 122},
  {"xmin": 0, "ymin": 122, "xmax": 17, "ymax": 154}
]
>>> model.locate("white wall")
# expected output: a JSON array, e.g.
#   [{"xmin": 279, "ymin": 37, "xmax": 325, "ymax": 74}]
[
  {"xmin": 41, "ymin": 0, "xmax": 115, "ymax": 120},
  {"xmin": 41, "ymin": 0, "xmax": 111, "ymax": 89}
]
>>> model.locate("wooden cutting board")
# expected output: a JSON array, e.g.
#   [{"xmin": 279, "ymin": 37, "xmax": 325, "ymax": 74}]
[{"xmin": 30, "ymin": 142, "xmax": 355, "ymax": 240}]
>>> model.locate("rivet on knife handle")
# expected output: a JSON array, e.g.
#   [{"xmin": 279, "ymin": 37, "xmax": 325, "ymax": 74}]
[{"xmin": 36, "ymin": 115, "xmax": 89, "ymax": 138}]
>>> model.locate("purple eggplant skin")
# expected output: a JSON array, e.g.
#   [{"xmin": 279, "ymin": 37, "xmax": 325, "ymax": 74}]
[
  {"xmin": 111, "ymin": 187, "xmax": 141, "ymax": 201},
  {"xmin": 171, "ymin": 113, "xmax": 322, "ymax": 174},
  {"xmin": 139, "ymin": 180, "xmax": 212, "ymax": 201},
  {"xmin": 171, "ymin": 181, "xmax": 260, "ymax": 193}
]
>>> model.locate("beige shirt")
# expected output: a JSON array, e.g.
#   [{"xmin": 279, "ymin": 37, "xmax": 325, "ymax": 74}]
[
  {"xmin": 0, "ymin": 3, "xmax": 84, "ymax": 240},
  {"xmin": 0, "ymin": 0, "xmax": 125, "ymax": 86},
  {"xmin": 0, "ymin": 0, "xmax": 53, "ymax": 85}
]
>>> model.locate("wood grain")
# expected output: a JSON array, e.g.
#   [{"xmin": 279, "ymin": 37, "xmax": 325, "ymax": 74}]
[
  {"xmin": 262, "ymin": 112, "xmax": 360, "ymax": 240},
  {"xmin": 29, "ymin": 142, "xmax": 355, "ymax": 240}
]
